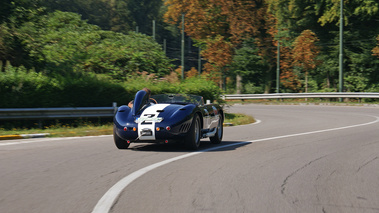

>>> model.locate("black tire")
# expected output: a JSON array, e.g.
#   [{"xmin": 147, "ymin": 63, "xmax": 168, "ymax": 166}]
[
  {"xmin": 113, "ymin": 126, "xmax": 130, "ymax": 149},
  {"xmin": 185, "ymin": 114, "xmax": 201, "ymax": 150},
  {"xmin": 210, "ymin": 115, "xmax": 223, "ymax": 144}
]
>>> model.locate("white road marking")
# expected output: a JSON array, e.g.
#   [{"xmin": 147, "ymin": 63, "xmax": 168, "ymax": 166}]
[
  {"xmin": 92, "ymin": 115, "xmax": 379, "ymax": 213},
  {"xmin": 91, "ymin": 141, "xmax": 251, "ymax": 213}
]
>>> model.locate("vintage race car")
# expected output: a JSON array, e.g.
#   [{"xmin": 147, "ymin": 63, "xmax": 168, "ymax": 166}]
[{"xmin": 113, "ymin": 90, "xmax": 223, "ymax": 150}]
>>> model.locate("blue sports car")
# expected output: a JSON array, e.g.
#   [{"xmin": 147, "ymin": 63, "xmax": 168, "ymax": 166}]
[{"xmin": 113, "ymin": 90, "xmax": 224, "ymax": 150}]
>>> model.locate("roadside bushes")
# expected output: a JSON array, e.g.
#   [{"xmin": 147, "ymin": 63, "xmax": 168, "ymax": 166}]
[
  {"xmin": 123, "ymin": 72, "xmax": 224, "ymax": 104},
  {"xmin": 0, "ymin": 65, "xmax": 223, "ymax": 108},
  {"xmin": 0, "ymin": 65, "xmax": 57, "ymax": 108},
  {"xmin": 179, "ymin": 77, "xmax": 222, "ymax": 103},
  {"xmin": 0, "ymin": 65, "xmax": 129, "ymax": 108}
]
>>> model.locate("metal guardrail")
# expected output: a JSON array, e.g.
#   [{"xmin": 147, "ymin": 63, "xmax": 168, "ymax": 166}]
[
  {"xmin": 0, "ymin": 103, "xmax": 118, "ymax": 120},
  {"xmin": 222, "ymin": 92, "xmax": 379, "ymax": 100}
]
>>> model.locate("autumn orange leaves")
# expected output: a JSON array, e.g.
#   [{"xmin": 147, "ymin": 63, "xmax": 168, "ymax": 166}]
[
  {"xmin": 163, "ymin": 0, "xmax": 379, "ymax": 93},
  {"xmin": 163, "ymin": 0, "xmax": 268, "ymax": 87}
]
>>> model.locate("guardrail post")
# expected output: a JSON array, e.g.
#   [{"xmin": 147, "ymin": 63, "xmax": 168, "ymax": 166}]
[{"xmin": 113, "ymin": 102, "xmax": 118, "ymax": 114}]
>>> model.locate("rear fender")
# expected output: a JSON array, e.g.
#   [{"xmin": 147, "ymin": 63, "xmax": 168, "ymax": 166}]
[
  {"xmin": 114, "ymin": 105, "xmax": 131, "ymax": 127},
  {"xmin": 169, "ymin": 104, "xmax": 196, "ymax": 123}
]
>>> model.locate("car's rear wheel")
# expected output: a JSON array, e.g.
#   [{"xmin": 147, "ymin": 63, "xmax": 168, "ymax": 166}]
[
  {"xmin": 185, "ymin": 114, "xmax": 201, "ymax": 150},
  {"xmin": 113, "ymin": 125, "xmax": 130, "ymax": 149},
  {"xmin": 210, "ymin": 115, "xmax": 223, "ymax": 144}
]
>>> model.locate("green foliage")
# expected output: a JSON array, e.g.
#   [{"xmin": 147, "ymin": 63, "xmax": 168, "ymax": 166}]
[
  {"xmin": 123, "ymin": 74, "xmax": 223, "ymax": 103},
  {"xmin": 243, "ymin": 82, "xmax": 265, "ymax": 94},
  {"xmin": 179, "ymin": 77, "xmax": 223, "ymax": 103},
  {"xmin": 231, "ymin": 39, "xmax": 266, "ymax": 78},
  {"xmin": 18, "ymin": 11, "xmax": 99, "ymax": 71},
  {"xmin": 123, "ymin": 72, "xmax": 179, "ymax": 95},
  {"xmin": 13, "ymin": 11, "xmax": 172, "ymax": 78},
  {"xmin": 344, "ymin": 73, "xmax": 369, "ymax": 92},
  {"xmin": 0, "ymin": 65, "xmax": 58, "ymax": 107},
  {"xmin": 266, "ymin": 0, "xmax": 379, "ymax": 93},
  {"xmin": 0, "ymin": 65, "xmax": 222, "ymax": 108},
  {"xmin": 229, "ymin": 38, "xmax": 267, "ymax": 93},
  {"xmin": 1, "ymin": 0, "xmax": 379, "ymax": 97},
  {"xmin": 84, "ymin": 31, "xmax": 172, "ymax": 79},
  {"xmin": 41, "ymin": 0, "xmax": 133, "ymax": 33},
  {"xmin": 0, "ymin": 64, "xmax": 129, "ymax": 107},
  {"xmin": 127, "ymin": 0, "xmax": 162, "ymax": 35}
]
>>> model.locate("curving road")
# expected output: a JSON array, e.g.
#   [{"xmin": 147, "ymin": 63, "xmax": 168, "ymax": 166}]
[{"xmin": 1, "ymin": 104, "xmax": 379, "ymax": 213}]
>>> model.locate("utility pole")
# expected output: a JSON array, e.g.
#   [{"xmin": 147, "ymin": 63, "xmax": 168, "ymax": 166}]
[
  {"xmin": 198, "ymin": 47, "xmax": 201, "ymax": 75},
  {"xmin": 276, "ymin": 41, "xmax": 280, "ymax": 93},
  {"xmin": 181, "ymin": 14, "xmax": 185, "ymax": 79},
  {"xmin": 339, "ymin": 0, "xmax": 344, "ymax": 96},
  {"xmin": 276, "ymin": 28, "xmax": 280, "ymax": 94},
  {"xmin": 152, "ymin": 20, "xmax": 156, "ymax": 40},
  {"xmin": 163, "ymin": 39, "xmax": 166, "ymax": 55}
]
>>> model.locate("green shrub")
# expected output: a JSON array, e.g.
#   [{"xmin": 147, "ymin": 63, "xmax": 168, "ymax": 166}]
[
  {"xmin": 0, "ymin": 65, "xmax": 60, "ymax": 107},
  {"xmin": 122, "ymin": 74, "xmax": 223, "ymax": 104},
  {"xmin": 179, "ymin": 77, "xmax": 223, "ymax": 103},
  {"xmin": 0, "ymin": 65, "xmax": 129, "ymax": 107},
  {"xmin": 0, "ymin": 66, "xmax": 223, "ymax": 108}
]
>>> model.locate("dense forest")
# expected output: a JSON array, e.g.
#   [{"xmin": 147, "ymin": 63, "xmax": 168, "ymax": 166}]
[{"xmin": 1, "ymin": 0, "xmax": 379, "ymax": 107}]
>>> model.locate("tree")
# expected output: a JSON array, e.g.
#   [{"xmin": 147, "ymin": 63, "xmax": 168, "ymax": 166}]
[
  {"xmin": 14, "ymin": 11, "xmax": 171, "ymax": 78},
  {"xmin": 201, "ymin": 36, "xmax": 233, "ymax": 86},
  {"xmin": 279, "ymin": 43, "xmax": 301, "ymax": 92},
  {"xmin": 0, "ymin": 0, "xmax": 45, "ymax": 68},
  {"xmin": 316, "ymin": 0, "xmax": 379, "ymax": 26},
  {"xmin": 373, "ymin": 36, "xmax": 379, "ymax": 58},
  {"xmin": 41, "ymin": 0, "xmax": 133, "ymax": 33},
  {"xmin": 127, "ymin": 0, "xmax": 162, "ymax": 35},
  {"xmin": 267, "ymin": 0, "xmax": 379, "ymax": 92},
  {"xmin": 164, "ymin": 0, "xmax": 268, "ymax": 89},
  {"xmin": 230, "ymin": 38, "xmax": 266, "ymax": 93},
  {"xmin": 292, "ymin": 30, "xmax": 320, "ymax": 92},
  {"xmin": 0, "ymin": 0, "xmax": 13, "ymax": 24},
  {"xmin": 17, "ymin": 11, "xmax": 102, "ymax": 73},
  {"xmin": 84, "ymin": 31, "xmax": 172, "ymax": 79}
]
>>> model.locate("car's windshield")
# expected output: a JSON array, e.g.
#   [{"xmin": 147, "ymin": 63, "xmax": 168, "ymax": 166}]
[{"xmin": 151, "ymin": 94, "xmax": 204, "ymax": 105}]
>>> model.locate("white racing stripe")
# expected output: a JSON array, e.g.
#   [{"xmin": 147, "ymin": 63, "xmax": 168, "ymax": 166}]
[
  {"xmin": 92, "ymin": 115, "xmax": 379, "ymax": 213},
  {"xmin": 137, "ymin": 104, "xmax": 170, "ymax": 140}
]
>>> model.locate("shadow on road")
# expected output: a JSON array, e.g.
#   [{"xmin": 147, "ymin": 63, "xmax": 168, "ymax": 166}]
[{"xmin": 128, "ymin": 140, "xmax": 250, "ymax": 152}]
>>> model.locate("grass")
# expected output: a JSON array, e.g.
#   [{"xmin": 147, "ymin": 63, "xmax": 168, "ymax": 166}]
[
  {"xmin": 0, "ymin": 123, "xmax": 113, "ymax": 137},
  {"xmin": 0, "ymin": 113, "xmax": 256, "ymax": 138},
  {"xmin": 224, "ymin": 113, "xmax": 256, "ymax": 126}
]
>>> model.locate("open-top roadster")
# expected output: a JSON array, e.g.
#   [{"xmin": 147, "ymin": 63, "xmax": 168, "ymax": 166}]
[{"xmin": 113, "ymin": 90, "xmax": 223, "ymax": 150}]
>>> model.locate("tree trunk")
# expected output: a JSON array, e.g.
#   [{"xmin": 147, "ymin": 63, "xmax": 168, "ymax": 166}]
[
  {"xmin": 264, "ymin": 67, "xmax": 273, "ymax": 94},
  {"xmin": 326, "ymin": 71, "xmax": 330, "ymax": 88},
  {"xmin": 236, "ymin": 74, "xmax": 242, "ymax": 94}
]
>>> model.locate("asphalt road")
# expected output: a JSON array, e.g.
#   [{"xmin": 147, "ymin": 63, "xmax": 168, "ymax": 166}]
[{"xmin": 1, "ymin": 104, "xmax": 379, "ymax": 213}]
